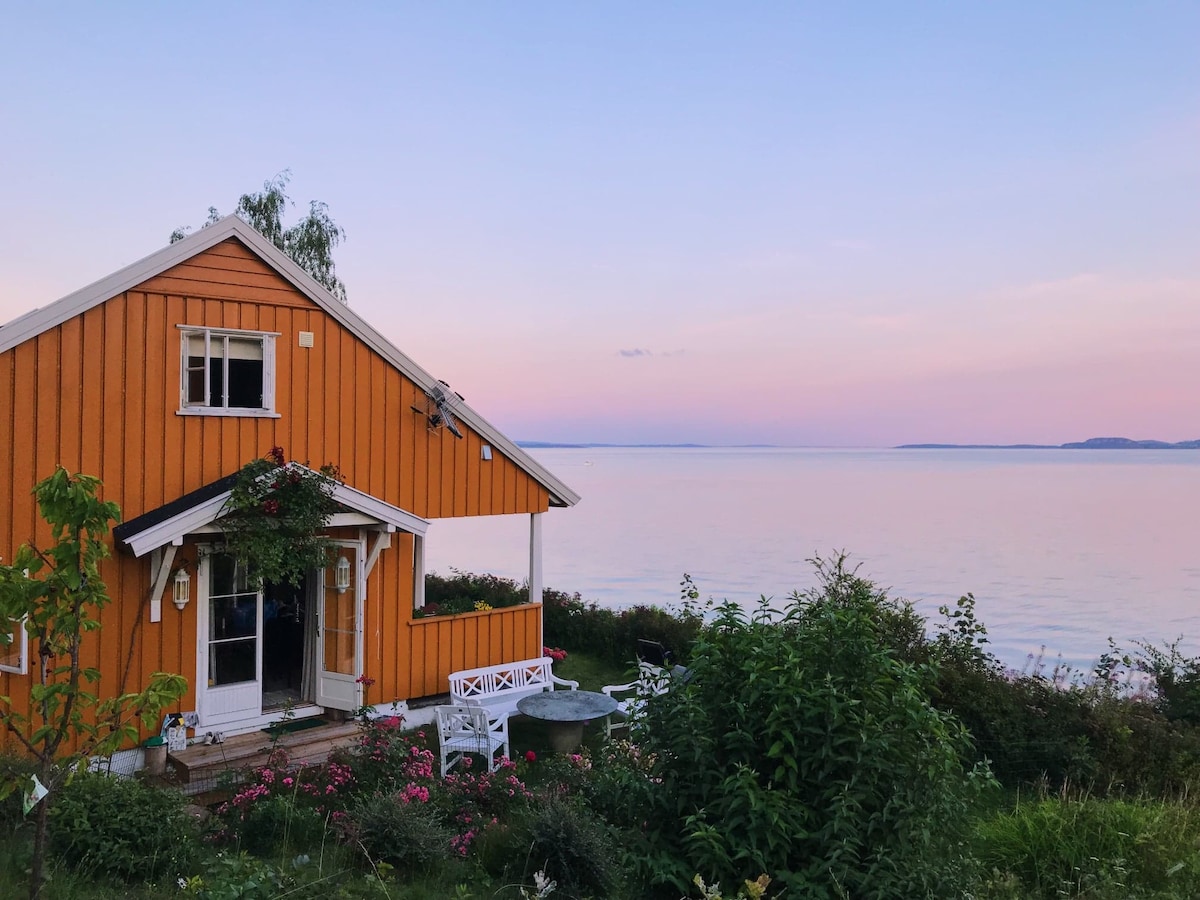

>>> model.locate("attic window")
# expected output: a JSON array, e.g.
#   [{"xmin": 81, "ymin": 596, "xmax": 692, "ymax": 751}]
[{"xmin": 178, "ymin": 326, "xmax": 279, "ymax": 417}]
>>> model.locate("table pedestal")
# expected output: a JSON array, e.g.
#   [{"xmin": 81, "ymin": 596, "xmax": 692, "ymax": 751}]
[
  {"xmin": 516, "ymin": 690, "xmax": 619, "ymax": 754},
  {"xmin": 545, "ymin": 720, "xmax": 585, "ymax": 753}
]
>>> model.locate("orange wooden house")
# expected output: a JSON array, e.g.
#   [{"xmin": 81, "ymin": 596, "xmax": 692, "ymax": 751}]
[{"xmin": 0, "ymin": 215, "xmax": 578, "ymax": 744}]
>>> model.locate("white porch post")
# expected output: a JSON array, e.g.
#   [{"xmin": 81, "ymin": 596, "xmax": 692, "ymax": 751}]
[
  {"xmin": 412, "ymin": 533, "xmax": 426, "ymax": 610},
  {"xmin": 529, "ymin": 512, "xmax": 544, "ymax": 647}
]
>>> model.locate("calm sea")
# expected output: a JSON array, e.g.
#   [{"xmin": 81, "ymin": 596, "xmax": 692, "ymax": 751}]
[{"xmin": 427, "ymin": 447, "xmax": 1200, "ymax": 673}]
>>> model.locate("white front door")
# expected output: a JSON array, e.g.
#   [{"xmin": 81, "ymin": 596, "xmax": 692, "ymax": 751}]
[
  {"xmin": 197, "ymin": 554, "xmax": 263, "ymax": 727},
  {"xmin": 315, "ymin": 541, "xmax": 364, "ymax": 711}
]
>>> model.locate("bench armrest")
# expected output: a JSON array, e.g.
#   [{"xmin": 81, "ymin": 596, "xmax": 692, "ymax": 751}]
[{"xmin": 551, "ymin": 674, "xmax": 579, "ymax": 690}]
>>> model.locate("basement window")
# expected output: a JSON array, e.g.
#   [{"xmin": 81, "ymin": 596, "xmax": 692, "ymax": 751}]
[{"xmin": 178, "ymin": 327, "xmax": 279, "ymax": 417}]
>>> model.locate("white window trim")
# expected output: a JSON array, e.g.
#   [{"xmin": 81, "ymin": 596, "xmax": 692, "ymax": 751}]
[
  {"xmin": 176, "ymin": 325, "xmax": 280, "ymax": 417},
  {"xmin": 0, "ymin": 617, "xmax": 29, "ymax": 675}
]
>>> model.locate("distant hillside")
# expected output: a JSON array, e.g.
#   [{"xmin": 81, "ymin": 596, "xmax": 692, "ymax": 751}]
[{"xmin": 897, "ymin": 436, "xmax": 1200, "ymax": 450}]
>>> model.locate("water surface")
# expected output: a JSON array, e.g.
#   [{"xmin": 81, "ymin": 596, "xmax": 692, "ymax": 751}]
[{"xmin": 427, "ymin": 448, "xmax": 1200, "ymax": 672}]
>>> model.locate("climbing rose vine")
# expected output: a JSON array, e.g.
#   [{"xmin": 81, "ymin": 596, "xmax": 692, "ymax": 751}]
[{"xmin": 219, "ymin": 447, "xmax": 342, "ymax": 587}]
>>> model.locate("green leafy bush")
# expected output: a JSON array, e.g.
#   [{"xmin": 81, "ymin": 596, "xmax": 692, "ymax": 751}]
[
  {"xmin": 973, "ymin": 793, "xmax": 1200, "ymax": 898},
  {"xmin": 212, "ymin": 749, "xmax": 356, "ymax": 855},
  {"xmin": 1137, "ymin": 639, "xmax": 1200, "ymax": 726},
  {"xmin": 542, "ymin": 583, "xmax": 703, "ymax": 666},
  {"xmin": 929, "ymin": 600, "xmax": 1200, "ymax": 795},
  {"xmin": 575, "ymin": 741, "xmax": 658, "ymax": 832},
  {"xmin": 638, "ymin": 556, "xmax": 991, "ymax": 898},
  {"xmin": 347, "ymin": 792, "xmax": 453, "ymax": 870},
  {"xmin": 0, "ymin": 754, "xmax": 38, "ymax": 835},
  {"xmin": 336, "ymin": 715, "xmax": 433, "ymax": 797},
  {"xmin": 48, "ymin": 771, "xmax": 197, "ymax": 881},
  {"xmin": 180, "ymin": 850, "xmax": 386, "ymax": 900},
  {"xmin": 524, "ymin": 796, "xmax": 621, "ymax": 898},
  {"xmin": 422, "ymin": 570, "xmax": 531, "ymax": 617}
]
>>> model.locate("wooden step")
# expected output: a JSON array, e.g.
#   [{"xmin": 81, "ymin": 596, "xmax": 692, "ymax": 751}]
[{"xmin": 168, "ymin": 719, "xmax": 363, "ymax": 784}]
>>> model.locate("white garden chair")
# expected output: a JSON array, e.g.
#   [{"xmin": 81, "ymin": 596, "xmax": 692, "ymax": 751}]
[{"xmin": 435, "ymin": 704, "xmax": 510, "ymax": 777}]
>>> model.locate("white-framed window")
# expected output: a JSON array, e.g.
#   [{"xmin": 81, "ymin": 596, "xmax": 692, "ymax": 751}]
[
  {"xmin": 178, "ymin": 326, "xmax": 279, "ymax": 417},
  {"xmin": 0, "ymin": 617, "xmax": 28, "ymax": 675}
]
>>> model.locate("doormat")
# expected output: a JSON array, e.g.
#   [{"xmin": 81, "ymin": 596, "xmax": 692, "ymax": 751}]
[{"xmin": 262, "ymin": 718, "xmax": 326, "ymax": 736}]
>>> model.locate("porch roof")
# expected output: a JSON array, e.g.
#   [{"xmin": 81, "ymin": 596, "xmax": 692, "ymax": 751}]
[{"xmin": 113, "ymin": 466, "xmax": 429, "ymax": 558}]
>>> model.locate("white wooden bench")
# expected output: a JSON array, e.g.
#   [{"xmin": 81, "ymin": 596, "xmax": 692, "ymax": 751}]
[{"xmin": 449, "ymin": 657, "xmax": 578, "ymax": 723}]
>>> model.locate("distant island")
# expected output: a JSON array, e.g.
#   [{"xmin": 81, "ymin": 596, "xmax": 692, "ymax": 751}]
[
  {"xmin": 897, "ymin": 437, "xmax": 1200, "ymax": 450},
  {"xmin": 515, "ymin": 437, "xmax": 1200, "ymax": 451}
]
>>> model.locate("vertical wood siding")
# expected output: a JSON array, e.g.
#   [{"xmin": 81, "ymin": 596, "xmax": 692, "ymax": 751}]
[
  {"xmin": 0, "ymin": 238, "xmax": 554, "ymax": 746},
  {"xmin": 404, "ymin": 604, "xmax": 542, "ymax": 699}
]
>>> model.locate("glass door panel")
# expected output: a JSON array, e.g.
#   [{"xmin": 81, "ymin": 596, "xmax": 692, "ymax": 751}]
[
  {"xmin": 316, "ymin": 543, "xmax": 363, "ymax": 711},
  {"xmin": 199, "ymin": 554, "xmax": 263, "ymax": 726}
]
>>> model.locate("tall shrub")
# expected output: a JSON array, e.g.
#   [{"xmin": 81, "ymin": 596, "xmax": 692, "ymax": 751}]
[{"xmin": 638, "ymin": 556, "xmax": 990, "ymax": 898}]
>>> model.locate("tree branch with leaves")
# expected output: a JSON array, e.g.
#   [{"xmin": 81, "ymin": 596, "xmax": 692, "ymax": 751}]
[
  {"xmin": 0, "ymin": 469, "xmax": 187, "ymax": 899},
  {"xmin": 170, "ymin": 169, "xmax": 348, "ymax": 303}
]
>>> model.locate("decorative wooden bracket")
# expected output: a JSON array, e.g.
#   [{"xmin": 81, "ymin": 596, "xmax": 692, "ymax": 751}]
[
  {"xmin": 147, "ymin": 539, "xmax": 182, "ymax": 623},
  {"xmin": 364, "ymin": 527, "xmax": 394, "ymax": 580}
]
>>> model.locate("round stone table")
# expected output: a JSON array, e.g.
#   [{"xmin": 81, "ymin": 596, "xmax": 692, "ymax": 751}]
[{"xmin": 516, "ymin": 690, "xmax": 619, "ymax": 752}]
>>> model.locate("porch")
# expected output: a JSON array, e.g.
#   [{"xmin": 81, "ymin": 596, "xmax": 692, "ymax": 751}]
[{"xmin": 166, "ymin": 718, "xmax": 363, "ymax": 785}]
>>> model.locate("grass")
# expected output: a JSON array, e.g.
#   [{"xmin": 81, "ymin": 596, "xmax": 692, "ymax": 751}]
[
  {"xmin": 972, "ymin": 788, "xmax": 1200, "ymax": 899},
  {"xmin": 552, "ymin": 651, "xmax": 631, "ymax": 692}
]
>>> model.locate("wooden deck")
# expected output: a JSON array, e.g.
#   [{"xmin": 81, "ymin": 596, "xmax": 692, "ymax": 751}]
[{"xmin": 167, "ymin": 719, "xmax": 363, "ymax": 784}]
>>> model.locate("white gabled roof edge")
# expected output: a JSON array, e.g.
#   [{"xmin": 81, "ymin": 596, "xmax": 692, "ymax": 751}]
[
  {"xmin": 0, "ymin": 216, "xmax": 580, "ymax": 507},
  {"xmin": 121, "ymin": 474, "xmax": 429, "ymax": 558}
]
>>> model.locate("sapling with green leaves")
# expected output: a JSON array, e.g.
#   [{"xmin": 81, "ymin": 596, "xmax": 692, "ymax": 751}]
[{"xmin": 0, "ymin": 468, "xmax": 187, "ymax": 899}]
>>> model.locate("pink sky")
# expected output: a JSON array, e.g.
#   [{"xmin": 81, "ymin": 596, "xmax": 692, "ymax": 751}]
[{"xmin": 1, "ymin": 5, "xmax": 1197, "ymax": 447}]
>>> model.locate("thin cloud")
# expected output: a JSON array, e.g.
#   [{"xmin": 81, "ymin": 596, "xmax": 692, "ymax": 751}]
[{"xmin": 617, "ymin": 348, "xmax": 686, "ymax": 358}]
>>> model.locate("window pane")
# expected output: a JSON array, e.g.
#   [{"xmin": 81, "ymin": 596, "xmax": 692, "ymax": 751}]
[
  {"xmin": 208, "ymin": 358, "xmax": 225, "ymax": 407},
  {"xmin": 0, "ymin": 631, "xmax": 21, "ymax": 670},
  {"xmin": 211, "ymin": 595, "xmax": 258, "ymax": 641},
  {"xmin": 226, "ymin": 359, "xmax": 264, "ymax": 408},
  {"xmin": 186, "ymin": 360, "xmax": 205, "ymax": 404},
  {"xmin": 226, "ymin": 337, "xmax": 264, "ymax": 361},
  {"xmin": 210, "ymin": 555, "xmax": 251, "ymax": 595},
  {"xmin": 210, "ymin": 638, "xmax": 256, "ymax": 686}
]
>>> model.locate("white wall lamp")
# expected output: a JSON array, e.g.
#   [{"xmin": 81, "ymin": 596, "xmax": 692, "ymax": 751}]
[
  {"xmin": 172, "ymin": 568, "xmax": 191, "ymax": 611},
  {"xmin": 335, "ymin": 555, "xmax": 351, "ymax": 594}
]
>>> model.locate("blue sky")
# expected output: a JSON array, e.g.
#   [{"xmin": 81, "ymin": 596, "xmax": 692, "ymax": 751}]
[{"xmin": 2, "ymin": 3, "xmax": 1197, "ymax": 445}]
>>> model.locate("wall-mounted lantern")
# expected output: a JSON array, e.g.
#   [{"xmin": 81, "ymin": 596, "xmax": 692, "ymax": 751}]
[
  {"xmin": 172, "ymin": 568, "xmax": 191, "ymax": 611},
  {"xmin": 335, "ymin": 555, "xmax": 351, "ymax": 594}
]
